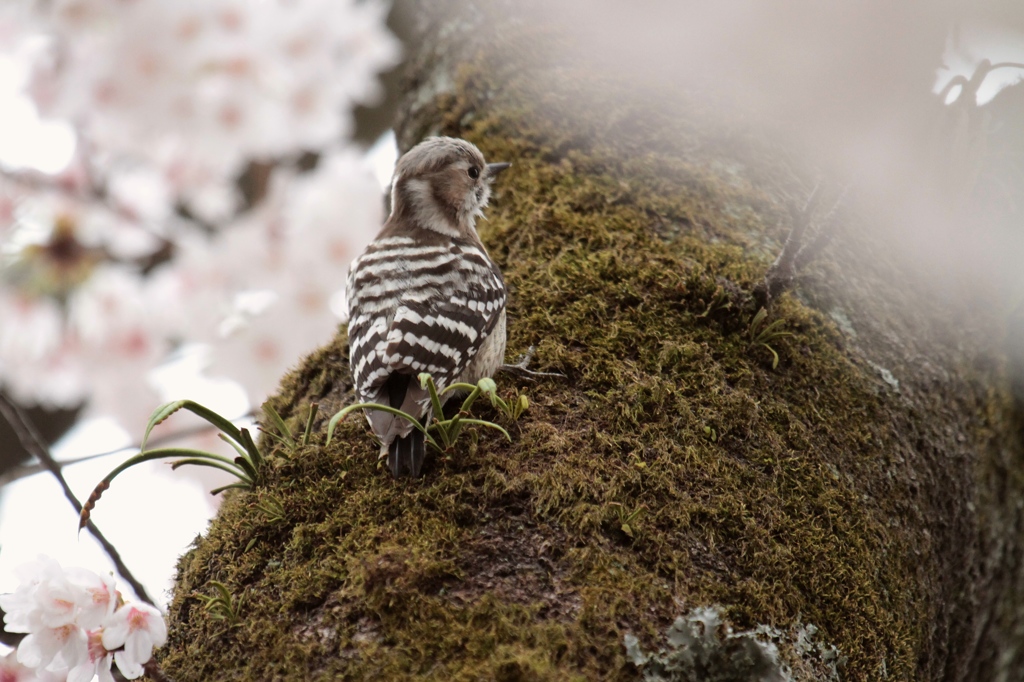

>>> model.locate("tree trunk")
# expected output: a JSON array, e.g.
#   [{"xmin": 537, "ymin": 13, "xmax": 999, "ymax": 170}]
[{"xmin": 159, "ymin": 3, "xmax": 1024, "ymax": 680}]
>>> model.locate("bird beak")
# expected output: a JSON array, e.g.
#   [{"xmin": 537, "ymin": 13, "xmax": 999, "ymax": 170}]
[{"xmin": 486, "ymin": 162, "xmax": 511, "ymax": 177}]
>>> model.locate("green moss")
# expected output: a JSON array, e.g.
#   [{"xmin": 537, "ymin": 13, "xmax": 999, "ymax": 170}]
[{"xmin": 157, "ymin": 29, "xmax": 1023, "ymax": 682}]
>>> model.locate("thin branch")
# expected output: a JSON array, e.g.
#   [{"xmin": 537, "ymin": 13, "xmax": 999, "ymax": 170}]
[
  {"xmin": 754, "ymin": 182, "xmax": 844, "ymax": 309},
  {"xmin": 773, "ymin": 182, "xmax": 822, "ymax": 275},
  {"xmin": 794, "ymin": 185, "xmax": 848, "ymax": 271},
  {"xmin": 143, "ymin": 659, "xmax": 176, "ymax": 682},
  {"xmin": 0, "ymin": 390, "xmax": 156, "ymax": 606}
]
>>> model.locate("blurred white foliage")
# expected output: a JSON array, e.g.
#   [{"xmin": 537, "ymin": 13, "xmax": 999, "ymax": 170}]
[{"xmin": 0, "ymin": 0, "xmax": 399, "ymax": 438}]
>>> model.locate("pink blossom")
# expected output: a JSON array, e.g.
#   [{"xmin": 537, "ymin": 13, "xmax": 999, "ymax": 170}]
[
  {"xmin": 64, "ymin": 568, "xmax": 117, "ymax": 630},
  {"xmin": 0, "ymin": 0, "xmax": 399, "ymax": 436},
  {"xmin": 17, "ymin": 622, "xmax": 87, "ymax": 672},
  {"xmin": 102, "ymin": 603, "xmax": 167, "ymax": 678},
  {"xmin": 0, "ymin": 650, "xmax": 63, "ymax": 682},
  {"xmin": 0, "ymin": 556, "xmax": 166, "ymax": 681},
  {"xmin": 63, "ymin": 628, "xmax": 115, "ymax": 682},
  {"xmin": 25, "ymin": 0, "xmax": 399, "ymax": 198}
]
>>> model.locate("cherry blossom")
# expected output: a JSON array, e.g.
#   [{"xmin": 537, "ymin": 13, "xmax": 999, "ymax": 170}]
[
  {"xmin": 1, "ymin": 555, "xmax": 167, "ymax": 681},
  {"xmin": 25, "ymin": 0, "xmax": 399, "ymax": 202},
  {"xmin": 68, "ymin": 265, "xmax": 165, "ymax": 435},
  {"xmin": 67, "ymin": 629, "xmax": 115, "ymax": 682},
  {"xmin": 101, "ymin": 602, "xmax": 166, "ymax": 679},
  {"xmin": 64, "ymin": 568, "xmax": 117, "ymax": 630},
  {"xmin": 0, "ymin": 555, "xmax": 66, "ymax": 633},
  {"xmin": 0, "ymin": 0, "xmax": 398, "ymax": 437},
  {"xmin": 205, "ymin": 151, "xmax": 382, "ymax": 402},
  {"xmin": 16, "ymin": 623, "xmax": 87, "ymax": 672},
  {"xmin": 0, "ymin": 650, "xmax": 63, "ymax": 682}
]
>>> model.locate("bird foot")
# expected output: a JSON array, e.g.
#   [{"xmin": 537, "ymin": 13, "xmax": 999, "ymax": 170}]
[{"xmin": 499, "ymin": 345, "xmax": 564, "ymax": 380}]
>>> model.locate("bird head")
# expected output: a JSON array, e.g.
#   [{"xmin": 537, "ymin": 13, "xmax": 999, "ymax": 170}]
[{"xmin": 389, "ymin": 137, "xmax": 510, "ymax": 237}]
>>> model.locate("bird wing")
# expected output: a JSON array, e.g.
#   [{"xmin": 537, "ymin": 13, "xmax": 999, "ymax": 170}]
[
  {"xmin": 347, "ymin": 241, "xmax": 505, "ymax": 441},
  {"xmin": 384, "ymin": 274, "xmax": 506, "ymax": 389}
]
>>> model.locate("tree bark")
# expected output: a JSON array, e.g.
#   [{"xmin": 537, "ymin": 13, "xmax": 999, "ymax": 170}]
[{"xmin": 159, "ymin": 3, "xmax": 1024, "ymax": 680}]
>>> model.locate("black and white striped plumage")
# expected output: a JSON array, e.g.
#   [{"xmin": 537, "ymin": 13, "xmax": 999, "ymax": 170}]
[{"xmin": 346, "ymin": 137, "xmax": 509, "ymax": 477}]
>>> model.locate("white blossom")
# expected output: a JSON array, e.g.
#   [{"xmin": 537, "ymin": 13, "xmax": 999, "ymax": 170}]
[
  {"xmin": 0, "ymin": 650, "xmax": 63, "ymax": 682},
  {"xmin": 0, "ymin": 0, "xmax": 398, "ymax": 438},
  {"xmin": 17, "ymin": 623, "xmax": 87, "ymax": 672},
  {"xmin": 101, "ymin": 602, "xmax": 166, "ymax": 680},
  {"xmin": 1, "ymin": 556, "xmax": 167, "ymax": 682},
  {"xmin": 206, "ymin": 151, "xmax": 382, "ymax": 402},
  {"xmin": 64, "ymin": 568, "xmax": 117, "ymax": 630},
  {"xmin": 25, "ymin": 0, "xmax": 399, "ymax": 201},
  {"xmin": 67, "ymin": 629, "xmax": 115, "ymax": 682},
  {"xmin": 0, "ymin": 555, "xmax": 66, "ymax": 633},
  {"xmin": 0, "ymin": 289, "xmax": 63, "ymax": 367}
]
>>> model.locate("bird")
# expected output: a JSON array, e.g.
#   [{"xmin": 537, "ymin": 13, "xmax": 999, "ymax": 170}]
[{"xmin": 345, "ymin": 136, "xmax": 510, "ymax": 477}]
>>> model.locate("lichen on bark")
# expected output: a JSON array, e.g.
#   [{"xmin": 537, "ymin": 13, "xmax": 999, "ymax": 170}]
[{"xmin": 158, "ymin": 4, "xmax": 1024, "ymax": 680}]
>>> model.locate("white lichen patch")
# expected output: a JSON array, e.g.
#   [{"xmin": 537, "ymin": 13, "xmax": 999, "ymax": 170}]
[{"xmin": 625, "ymin": 606, "xmax": 844, "ymax": 682}]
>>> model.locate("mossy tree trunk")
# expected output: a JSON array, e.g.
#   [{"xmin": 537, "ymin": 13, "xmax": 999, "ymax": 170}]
[{"xmin": 159, "ymin": 3, "xmax": 1024, "ymax": 680}]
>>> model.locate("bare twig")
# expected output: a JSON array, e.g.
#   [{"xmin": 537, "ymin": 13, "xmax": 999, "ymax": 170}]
[
  {"xmin": 0, "ymin": 390, "xmax": 155, "ymax": 606},
  {"xmin": 143, "ymin": 659, "xmax": 176, "ymax": 682},
  {"xmin": 754, "ymin": 182, "xmax": 846, "ymax": 309}
]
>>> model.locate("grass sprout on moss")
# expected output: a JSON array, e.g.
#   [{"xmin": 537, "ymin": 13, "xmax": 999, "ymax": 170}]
[
  {"xmin": 79, "ymin": 400, "xmax": 265, "ymax": 530},
  {"xmin": 697, "ymin": 284, "xmax": 732, "ymax": 319},
  {"xmin": 749, "ymin": 307, "xmax": 793, "ymax": 370},
  {"xmin": 326, "ymin": 374, "xmax": 512, "ymax": 454},
  {"xmin": 195, "ymin": 581, "xmax": 243, "ymax": 626},
  {"xmin": 254, "ymin": 495, "xmax": 286, "ymax": 524},
  {"xmin": 489, "ymin": 387, "xmax": 530, "ymax": 422},
  {"xmin": 609, "ymin": 502, "xmax": 646, "ymax": 539},
  {"xmin": 261, "ymin": 402, "xmax": 319, "ymax": 448}
]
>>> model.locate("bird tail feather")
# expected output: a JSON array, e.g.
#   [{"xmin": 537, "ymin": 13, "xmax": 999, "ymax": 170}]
[{"xmin": 388, "ymin": 430, "xmax": 425, "ymax": 478}]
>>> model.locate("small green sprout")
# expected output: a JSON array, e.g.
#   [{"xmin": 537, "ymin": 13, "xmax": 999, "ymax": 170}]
[
  {"xmin": 260, "ymin": 402, "xmax": 319, "ymax": 448},
  {"xmin": 326, "ymin": 374, "xmax": 511, "ymax": 454},
  {"xmin": 697, "ymin": 285, "xmax": 732, "ymax": 319},
  {"xmin": 748, "ymin": 307, "xmax": 793, "ymax": 370},
  {"xmin": 79, "ymin": 400, "xmax": 266, "ymax": 530},
  {"xmin": 489, "ymin": 387, "xmax": 530, "ymax": 422},
  {"xmin": 609, "ymin": 502, "xmax": 646, "ymax": 539},
  {"xmin": 254, "ymin": 495, "xmax": 286, "ymax": 524},
  {"xmin": 195, "ymin": 581, "xmax": 242, "ymax": 625}
]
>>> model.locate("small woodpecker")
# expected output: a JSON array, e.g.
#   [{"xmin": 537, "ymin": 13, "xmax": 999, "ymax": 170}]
[{"xmin": 345, "ymin": 137, "xmax": 510, "ymax": 477}]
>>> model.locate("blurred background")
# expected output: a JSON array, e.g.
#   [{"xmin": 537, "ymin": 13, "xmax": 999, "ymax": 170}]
[
  {"xmin": 1, "ymin": 0, "xmax": 1024, "ymax": 672},
  {"xmin": 0, "ymin": 0, "xmax": 409, "ymax": 628}
]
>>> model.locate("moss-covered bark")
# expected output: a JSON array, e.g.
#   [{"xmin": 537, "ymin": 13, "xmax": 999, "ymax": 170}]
[{"xmin": 158, "ymin": 3, "xmax": 1024, "ymax": 680}]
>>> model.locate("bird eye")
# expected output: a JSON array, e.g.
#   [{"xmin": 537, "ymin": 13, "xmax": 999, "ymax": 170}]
[{"xmin": 468, "ymin": 166, "xmax": 480, "ymax": 179}]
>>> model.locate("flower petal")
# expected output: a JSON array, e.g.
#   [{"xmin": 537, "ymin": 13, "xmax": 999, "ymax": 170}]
[
  {"xmin": 114, "ymin": 650, "xmax": 145, "ymax": 680},
  {"xmin": 125, "ymin": 629, "xmax": 153, "ymax": 664},
  {"xmin": 101, "ymin": 615, "xmax": 129, "ymax": 650},
  {"xmin": 17, "ymin": 632, "xmax": 46, "ymax": 669},
  {"xmin": 68, "ymin": 660, "xmax": 100, "ymax": 682}
]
